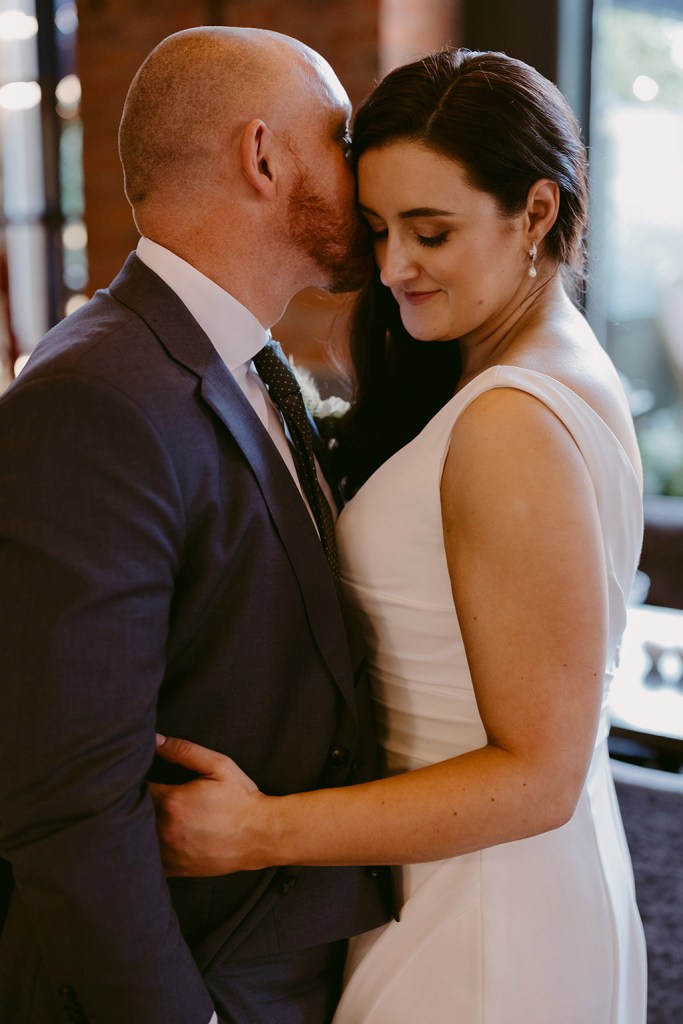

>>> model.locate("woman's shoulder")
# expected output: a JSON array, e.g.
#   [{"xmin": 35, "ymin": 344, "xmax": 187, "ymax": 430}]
[
  {"xmin": 496, "ymin": 298, "xmax": 635, "ymax": 433},
  {"xmin": 447, "ymin": 376, "xmax": 579, "ymax": 472},
  {"xmin": 451, "ymin": 330, "xmax": 642, "ymax": 489}
]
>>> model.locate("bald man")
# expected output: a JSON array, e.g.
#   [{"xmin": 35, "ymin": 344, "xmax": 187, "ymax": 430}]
[{"xmin": 0, "ymin": 27, "xmax": 393, "ymax": 1024}]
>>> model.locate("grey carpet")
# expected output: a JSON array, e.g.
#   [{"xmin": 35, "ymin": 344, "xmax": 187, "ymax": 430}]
[{"xmin": 613, "ymin": 760, "xmax": 683, "ymax": 1023}]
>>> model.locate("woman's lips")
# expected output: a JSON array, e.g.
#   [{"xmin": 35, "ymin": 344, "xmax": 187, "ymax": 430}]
[{"xmin": 401, "ymin": 289, "xmax": 440, "ymax": 306}]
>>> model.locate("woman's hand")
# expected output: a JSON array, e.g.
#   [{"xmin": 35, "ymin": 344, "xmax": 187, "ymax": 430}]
[{"xmin": 150, "ymin": 735, "xmax": 273, "ymax": 876}]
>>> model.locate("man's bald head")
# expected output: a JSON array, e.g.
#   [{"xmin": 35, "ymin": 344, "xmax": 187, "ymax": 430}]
[{"xmin": 118, "ymin": 26, "xmax": 347, "ymax": 210}]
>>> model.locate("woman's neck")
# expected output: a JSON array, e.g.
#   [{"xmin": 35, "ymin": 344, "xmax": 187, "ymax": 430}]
[{"xmin": 457, "ymin": 272, "xmax": 566, "ymax": 388}]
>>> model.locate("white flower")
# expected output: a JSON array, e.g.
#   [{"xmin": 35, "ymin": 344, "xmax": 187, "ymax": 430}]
[
  {"xmin": 316, "ymin": 395, "xmax": 350, "ymax": 418},
  {"xmin": 288, "ymin": 357, "xmax": 323, "ymax": 415},
  {"xmin": 288, "ymin": 355, "xmax": 350, "ymax": 422}
]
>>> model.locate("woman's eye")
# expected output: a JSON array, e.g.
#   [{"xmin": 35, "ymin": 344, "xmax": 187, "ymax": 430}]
[
  {"xmin": 416, "ymin": 232, "xmax": 449, "ymax": 248},
  {"xmin": 368, "ymin": 227, "xmax": 388, "ymax": 241}
]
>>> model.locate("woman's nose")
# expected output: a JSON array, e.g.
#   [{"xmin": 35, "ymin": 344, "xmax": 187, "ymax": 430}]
[{"xmin": 377, "ymin": 236, "xmax": 418, "ymax": 288}]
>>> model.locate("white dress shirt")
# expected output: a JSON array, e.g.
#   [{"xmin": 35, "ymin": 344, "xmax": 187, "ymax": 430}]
[{"xmin": 136, "ymin": 237, "xmax": 334, "ymax": 528}]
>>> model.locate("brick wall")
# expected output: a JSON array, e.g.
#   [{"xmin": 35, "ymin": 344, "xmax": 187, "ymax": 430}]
[
  {"xmin": 78, "ymin": 0, "xmax": 462, "ymax": 377},
  {"xmin": 380, "ymin": 0, "xmax": 461, "ymax": 76},
  {"xmin": 79, "ymin": 0, "xmax": 230, "ymax": 295}
]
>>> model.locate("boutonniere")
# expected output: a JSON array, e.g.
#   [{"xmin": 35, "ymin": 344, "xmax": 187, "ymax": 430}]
[{"xmin": 289, "ymin": 356, "xmax": 350, "ymax": 447}]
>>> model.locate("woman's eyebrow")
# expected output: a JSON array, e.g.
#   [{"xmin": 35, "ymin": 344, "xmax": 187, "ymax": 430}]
[
  {"xmin": 358, "ymin": 203, "xmax": 455, "ymax": 219},
  {"xmin": 398, "ymin": 207, "xmax": 455, "ymax": 218}
]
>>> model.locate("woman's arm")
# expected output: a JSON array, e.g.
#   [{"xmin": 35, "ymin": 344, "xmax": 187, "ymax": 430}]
[{"xmin": 153, "ymin": 387, "xmax": 607, "ymax": 874}]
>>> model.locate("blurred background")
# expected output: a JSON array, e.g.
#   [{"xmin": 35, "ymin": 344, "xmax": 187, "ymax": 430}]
[{"xmin": 1, "ymin": 0, "xmax": 683, "ymax": 500}]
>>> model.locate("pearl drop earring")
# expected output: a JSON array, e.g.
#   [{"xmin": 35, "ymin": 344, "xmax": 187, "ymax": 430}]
[{"xmin": 528, "ymin": 242, "xmax": 538, "ymax": 278}]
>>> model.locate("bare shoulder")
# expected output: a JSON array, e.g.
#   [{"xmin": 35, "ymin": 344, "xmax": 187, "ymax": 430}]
[
  {"xmin": 441, "ymin": 385, "xmax": 595, "ymax": 545},
  {"xmin": 444, "ymin": 384, "xmax": 579, "ymax": 483},
  {"xmin": 500, "ymin": 306, "xmax": 641, "ymax": 473}
]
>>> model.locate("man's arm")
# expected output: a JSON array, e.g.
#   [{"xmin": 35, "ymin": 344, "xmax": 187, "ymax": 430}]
[{"xmin": 0, "ymin": 371, "xmax": 215, "ymax": 1023}]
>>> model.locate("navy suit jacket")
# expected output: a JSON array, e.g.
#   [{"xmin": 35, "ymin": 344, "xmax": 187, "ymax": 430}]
[{"xmin": 0, "ymin": 255, "xmax": 392, "ymax": 1023}]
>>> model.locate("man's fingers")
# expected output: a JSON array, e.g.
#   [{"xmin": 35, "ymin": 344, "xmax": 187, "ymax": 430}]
[{"xmin": 155, "ymin": 734, "xmax": 226, "ymax": 777}]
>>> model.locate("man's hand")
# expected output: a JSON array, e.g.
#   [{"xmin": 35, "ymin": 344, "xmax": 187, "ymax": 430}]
[{"xmin": 150, "ymin": 735, "xmax": 270, "ymax": 875}]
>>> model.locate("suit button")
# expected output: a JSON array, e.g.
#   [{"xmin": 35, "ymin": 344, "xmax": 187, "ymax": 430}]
[
  {"xmin": 365, "ymin": 866, "xmax": 381, "ymax": 879},
  {"xmin": 279, "ymin": 875, "xmax": 298, "ymax": 895},
  {"xmin": 328, "ymin": 745, "xmax": 349, "ymax": 767}
]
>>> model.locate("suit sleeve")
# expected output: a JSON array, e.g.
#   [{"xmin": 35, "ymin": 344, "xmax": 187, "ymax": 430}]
[{"xmin": 0, "ymin": 370, "xmax": 215, "ymax": 1023}]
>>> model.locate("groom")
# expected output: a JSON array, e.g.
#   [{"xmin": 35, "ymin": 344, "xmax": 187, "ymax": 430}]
[{"xmin": 0, "ymin": 27, "xmax": 392, "ymax": 1024}]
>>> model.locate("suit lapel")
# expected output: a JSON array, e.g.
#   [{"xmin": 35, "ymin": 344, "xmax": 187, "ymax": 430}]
[{"xmin": 109, "ymin": 254, "xmax": 357, "ymax": 716}]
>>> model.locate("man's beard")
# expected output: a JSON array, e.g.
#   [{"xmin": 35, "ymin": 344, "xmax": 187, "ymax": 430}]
[{"xmin": 287, "ymin": 171, "xmax": 373, "ymax": 293}]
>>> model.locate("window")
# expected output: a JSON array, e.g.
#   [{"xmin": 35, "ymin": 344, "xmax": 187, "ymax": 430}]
[
  {"xmin": 0, "ymin": 0, "xmax": 86, "ymax": 386},
  {"xmin": 589, "ymin": 0, "xmax": 683, "ymax": 494}
]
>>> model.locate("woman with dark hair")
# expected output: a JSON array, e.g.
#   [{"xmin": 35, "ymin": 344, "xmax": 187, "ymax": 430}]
[
  {"xmin": 335, "ymin": 45, "xmax": 590, "ymax": 496},
  {"xmin": 153, "ymin": 49, "xmax": 647, "ymax": 1022}
]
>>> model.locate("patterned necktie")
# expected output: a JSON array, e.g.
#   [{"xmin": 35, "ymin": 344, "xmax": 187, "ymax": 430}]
[{"xmin": 253, "ymin": 342, "xmax": 340, "ymax": 581}]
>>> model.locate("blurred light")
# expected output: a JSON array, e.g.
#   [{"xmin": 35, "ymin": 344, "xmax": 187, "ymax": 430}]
[
  {"xmin": 0, "ymin": 10, "xmax": 38, "ymax": 40},
  {"xmin": 64, "ymin": 264, "xmax": 88, "ymax": 290},
  {"xmin": 62, "ymin": 222, "xmax": 87, "ymax": 250},
  {"xmin": 56, "ymin": 74, "xmax": 81, "ymax": 109},
  {"xmin": 672, "ymin": 28, "xmax": 683, "ymax": 69},
  {"xmin": 65, "ymin": 293, "xmax": 89, "ymax": 315},
  {"xmin": 632, "ymin": 75, "xmax": 659, "ymax": 102},
  {"xmin": 55, "ymin": 2, "xmax": 78, "ymax": 35},
  {"xmin": 14, "ymin": 353, "xmax": 30, "ymax": 377},
  {"xmin": 0, "ymin": 80, "xmax": 41, "ymax": 110}
]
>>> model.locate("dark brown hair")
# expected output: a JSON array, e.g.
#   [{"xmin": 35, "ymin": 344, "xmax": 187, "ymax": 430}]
[{"xmin": 335, "ymin": 48, "xmax": 589, "ymax": 495}]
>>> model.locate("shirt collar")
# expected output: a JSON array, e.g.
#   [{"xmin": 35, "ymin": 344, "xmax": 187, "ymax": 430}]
[{"xmin": 136, "ymin": 237, "xmax": 269, "ymax": 371}]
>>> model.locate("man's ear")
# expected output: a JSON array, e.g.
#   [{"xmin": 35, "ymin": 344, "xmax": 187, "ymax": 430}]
[
  {"xmin": 241, "ymin": 118, "xmax": 278, "ymax": 199},
  {"xmin": 525, "ymin": 178, "xmax": 560, "ymax": 246}
]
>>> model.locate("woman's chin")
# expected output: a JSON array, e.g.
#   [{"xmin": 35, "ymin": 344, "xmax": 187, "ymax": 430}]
[{"xmin": 405, "ymin": 326, "xmax": 456, "ymax": 344}]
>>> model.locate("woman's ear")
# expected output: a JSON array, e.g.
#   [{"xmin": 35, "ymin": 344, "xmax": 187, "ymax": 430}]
[
  {"xmin": 526, "ymin": 178, "xmax": 560, "ymax": 246},
  {"xmin": 240, "ymin": 118, "xmax": 278, "ymax": 199}
]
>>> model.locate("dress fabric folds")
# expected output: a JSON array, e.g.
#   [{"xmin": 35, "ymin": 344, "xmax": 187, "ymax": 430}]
[{"xmin": 333, "ymin": 365, "xmax": 647, "ymax": 1024}]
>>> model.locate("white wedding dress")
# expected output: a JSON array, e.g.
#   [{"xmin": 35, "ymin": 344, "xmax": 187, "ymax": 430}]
[{"xmin": 333, "ymin": 366, "xmax": 647, "ymax": 1024}]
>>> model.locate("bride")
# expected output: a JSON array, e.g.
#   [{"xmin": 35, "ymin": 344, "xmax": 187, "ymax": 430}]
[{"xmin": 152, "ymin": 48, "xmax": 647, "ymax": 1023}]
